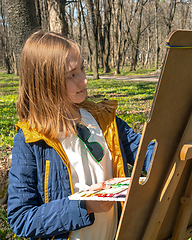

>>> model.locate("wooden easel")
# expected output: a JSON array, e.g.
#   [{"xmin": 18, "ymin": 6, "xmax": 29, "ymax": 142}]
[{"xmin": 115, "ymin": 30, "xmax": 192, "ymax": 240}]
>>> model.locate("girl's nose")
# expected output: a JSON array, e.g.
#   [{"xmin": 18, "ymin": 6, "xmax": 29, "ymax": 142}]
[{"xmin": 78, "ymin": 72, "xmax": 88, "ymax": 86}]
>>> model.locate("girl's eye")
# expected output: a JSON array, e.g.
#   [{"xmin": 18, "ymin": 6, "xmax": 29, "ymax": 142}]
[
  {"xmin": 67, "ymin": 73, "xmax": 75, "ymax": 79},
  {"xmin": 81, "ymin": 65, "xmax": 85, "ymax": 70}
]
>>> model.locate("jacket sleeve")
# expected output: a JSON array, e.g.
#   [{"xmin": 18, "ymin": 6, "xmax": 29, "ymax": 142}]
[
  {"xmin": 116, "ymin": 117, "xmax": 155, "ymax": 173},
  {"xmin": 7, "ymin": 131, "xmax": 94, "ymax": 239}
]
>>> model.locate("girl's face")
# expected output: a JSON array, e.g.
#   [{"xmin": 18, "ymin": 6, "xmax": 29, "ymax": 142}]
[{"xmin": 65, "ymin": 48, "xmax": 88, "ymax": 104}]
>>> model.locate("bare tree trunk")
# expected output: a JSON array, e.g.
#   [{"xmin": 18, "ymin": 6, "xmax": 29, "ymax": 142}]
[
  {"xmin": 97, "ymin": 1, "xmax": 104, "ymax": 69},
  {"xmin": 110, "ymin": 9, "xmax": 115, "ymax": 68},
  {"xmin": 154, "ymin": 0, "xmax": 159, "ymax": 70},
  {"xmin": 103, "ymin": 0, "xmax": 112, "ymax": 73},
  {"xmin": 4, "ymin": 0, "xmax": 40, "ymax": 75},
  {"xmin": 160, "ymin": 0, "xmax": 177, "ymax": 36},
  {"xmin": 130, "ymin": 45, "xmax": 136, "ymax": 71},
  {"xmin": 0, "ymin": 0, "xmax": 12, "ymax": 73},
  {"xmin": 122, "ymin": 1, "xmax": 135, "ymax": 69},
  {"xmin": 114, "ymin": 0, "xmax": 123, "ymax": 75},
  {"xmin": 79, "ymin": 0, "xmax": 92, "ymax": 71},
  {"xmin": 77, "ymin": 1, "xmax": 81, "ymax": 45},
  {"xmin": 35, "ymin": 0, "xmax": 41, "ymax": 27},
  {"xmin": 180, "ymin": 0, "xmax": 191, "ymax": 29},
  {"xmin": 68, "ymin": 4, "xmax": 74, "ymax": 39},
  {"xmin": 121, "ymin": 39, "xmax": 129, "ymax": 69},
  {"xmin": 1, "ymin": 29, "xmax": 12, "ymax": 73},
  {"xmin": 47, "ymin": 0, "xmax": 68, "ymax": 36},
  {"xmin": 38, "ymin": 0, "xmax": 49, "ymax": 31},
  {"xmin": 167, "ymin": 0, "xmax": 176, "ymax": 35},
  {"xmin": 144, "ymin": 27, "xmax": 151, "ymax": 69},
  {"xmin": 130, "ymin": 0, "xmax": 146, "ymax": 71},
  {"xmin": 87, "ymin": 0, "xmax": 99, "ymax": 79}
]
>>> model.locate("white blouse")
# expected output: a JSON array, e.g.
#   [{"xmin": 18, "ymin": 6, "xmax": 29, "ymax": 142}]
[{"xmin": 59, "ymin": 109, "xmax": 118, "ymax": 240}]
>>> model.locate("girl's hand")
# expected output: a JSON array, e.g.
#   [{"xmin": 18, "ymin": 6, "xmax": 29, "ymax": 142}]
[
  {"xmin": 88, "ymin": 182, "xmax": 111, "ymax": 191},
  {"xmin": 85, "ymin": 200, "xmax": 115, "ymax": 214},
  {"xmin": 85, "ymin": 182, "xmax": 115, "ymax": 214}
]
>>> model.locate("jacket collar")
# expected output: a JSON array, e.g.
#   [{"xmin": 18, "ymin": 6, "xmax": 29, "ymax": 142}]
[{"xmin": 16, "ymin": 121, "xmax": 50, "ymax": 143}]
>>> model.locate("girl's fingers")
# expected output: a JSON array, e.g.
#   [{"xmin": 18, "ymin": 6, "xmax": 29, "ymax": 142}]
[
  {"xmin": 85, "ymin": 200, "xmax": 115, "ymax": 214},
  {"xmin": 89, "ymin": 182, "xmax": 111, "ymax": 191}
]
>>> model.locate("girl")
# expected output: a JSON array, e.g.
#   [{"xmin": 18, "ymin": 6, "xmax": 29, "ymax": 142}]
[{"xmin": 8, "ymin": 30, "xmax": 154, "ymax": 240}]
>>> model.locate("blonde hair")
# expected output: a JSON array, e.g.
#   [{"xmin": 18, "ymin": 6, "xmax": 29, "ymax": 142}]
[{"xmin": 17, "ymin": 30, "xmax": 81, "ymax": 138}]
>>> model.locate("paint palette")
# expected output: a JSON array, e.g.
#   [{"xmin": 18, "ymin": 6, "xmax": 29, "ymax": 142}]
[{"xmin": 69, "ymin": 177, "xmax": 146, "ymax": 201}]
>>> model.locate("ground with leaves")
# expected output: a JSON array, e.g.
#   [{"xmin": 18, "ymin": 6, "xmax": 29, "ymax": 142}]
[
  {"xmin": 0, "ymin": 148, "xmax": 28, "ymax": 239},
  {"xmin": 0, "ymin": 146, "xmax": 12, "ymax": 204}
]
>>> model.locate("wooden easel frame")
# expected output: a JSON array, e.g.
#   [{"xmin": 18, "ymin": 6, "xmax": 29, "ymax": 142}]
[{"xmin": 115, "ymin": 30, "xmax": 192, "ymax": 240}]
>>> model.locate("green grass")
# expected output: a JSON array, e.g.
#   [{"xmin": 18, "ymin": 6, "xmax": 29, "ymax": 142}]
[
  {"xmin": 87, "ymin": 78, "xmax": 156, "ymax": 132},
  {"xmin": 0, "ymin": 72, "xmax": 19, "ymax": 149},
  {"xmin": 85, "ymin": 65, "xmax": 157, "ymax": 76}
]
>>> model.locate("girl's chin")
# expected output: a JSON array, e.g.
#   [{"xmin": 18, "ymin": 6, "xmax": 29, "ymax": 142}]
[{"xmin": 74, "ymin": 94, "xmax": 87, "ymax": 104}]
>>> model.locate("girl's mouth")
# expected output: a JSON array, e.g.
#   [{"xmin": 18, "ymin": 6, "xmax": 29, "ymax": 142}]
[{"xmin": 78, "ymin": 89, "xmax": 86, "ymax": 94}]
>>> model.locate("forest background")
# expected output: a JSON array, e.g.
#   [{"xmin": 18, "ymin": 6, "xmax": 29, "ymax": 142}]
[{"xmin": 1, "ymin": 0, "xmax": 192, "ymax": 78}]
